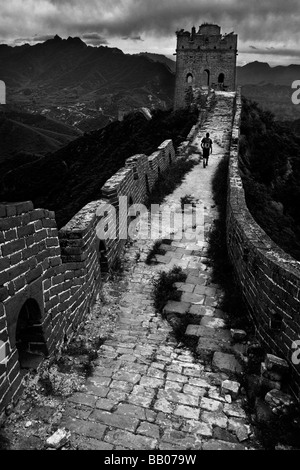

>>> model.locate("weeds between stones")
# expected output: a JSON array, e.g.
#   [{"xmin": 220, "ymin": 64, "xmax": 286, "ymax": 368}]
[
  {"xmin": 145, "ymin": 240, "xmax": 166, "ymax": 265},
  {"xmin": 152, "ymin": 266, "xmax": 187, "ymax": 313},
  {"xmin": 152, "ymin": 266, "xmax": 199, "ymax": 351}
]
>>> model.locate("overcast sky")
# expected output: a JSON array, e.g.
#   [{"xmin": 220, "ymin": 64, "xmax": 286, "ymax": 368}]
[{"xmin": 0, "ymin": 0, "xmax": 299, "ymax": 66}]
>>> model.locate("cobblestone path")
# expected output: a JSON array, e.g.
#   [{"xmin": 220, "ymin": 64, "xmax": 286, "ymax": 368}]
[{"xmin": 61, "ymin": 92, "xmax": 261, "ymax": 450}]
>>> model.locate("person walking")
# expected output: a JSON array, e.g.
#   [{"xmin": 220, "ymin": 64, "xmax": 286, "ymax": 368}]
[{"xmin": 201, "ymin": 132, "xmax": 213, "ymax": 168}]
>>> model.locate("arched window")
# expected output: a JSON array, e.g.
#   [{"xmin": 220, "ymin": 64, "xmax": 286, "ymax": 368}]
[
  {"xmin": 16, "ymin": 299, "xmax": 47, "ymax": 369},
  {"xmin": 186, "ymin": 73, "xmax": 193, "ymax": 84}
]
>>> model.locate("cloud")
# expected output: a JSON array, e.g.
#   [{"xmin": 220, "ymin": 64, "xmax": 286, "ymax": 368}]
[
  {"xmin": 1, "ymin": 0, "xmax": 300, "ymax": 62},
  {"xmin": 241, "ymin": 47, "xmax": 300, "ymax": 57},
  {"xmin": 249, "ymin": 45, "xmax": 257, "ymax": 49},
  {"xmin": 81, "ymin": 32, "xmax": 108, "ymax": 45},
  {"xmin": 122, "ymin": 35, "xmax": 144, "ymax": 41}
]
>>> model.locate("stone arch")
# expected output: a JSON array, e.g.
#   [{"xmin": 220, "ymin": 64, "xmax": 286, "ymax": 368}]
[
  {"xmin": 0, "ymin": 80, "xmax": 6, "ymax": 104},
  {"xmin": 98, "ymin": 240, "xmax": 109, "ymax": 273},
  {"xmin": 16, "ymin": 299, "xmax": 47, "ymax": 369},
  {"xmin": 186, "ymin": 73, "xmax": 193, "ymax": 84}
]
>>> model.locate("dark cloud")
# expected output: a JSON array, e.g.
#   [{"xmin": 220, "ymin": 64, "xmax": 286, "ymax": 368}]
[
  {"xmin": 122, "ymin": 35, "xmax": 144, "ymax": 41},
  {"xmin": 249, "ymin": 45, "xmax": 258, "ymax": 49},
  {"xmin": 1, "ymin": 0, "xmax": 300, "ymax": 62},
  {"xmin": 81, "ymin": 32, "xmax": 108, "ymax": 45},
  {"xmin": 33, "ymin": 34, "xmax": 56, "ymax": 42}
]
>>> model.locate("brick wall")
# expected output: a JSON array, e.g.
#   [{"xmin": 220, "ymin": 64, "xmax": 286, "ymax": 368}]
[
  {"xmin": 0, "ymin": 136, "xmax": 190, "ymax": 412},
  {"xmin": 227, "ymin": 89, "xmax": 300, "ymax": 399}
]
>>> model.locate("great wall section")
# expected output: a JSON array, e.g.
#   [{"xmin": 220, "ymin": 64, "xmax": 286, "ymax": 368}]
[
  {"xmin": 0, "ymin": 88, "xmax": 300, "ymax": 450},
  {"xmin": 1, "ymin": 23, "xmax": 300, "ymax": 450}
]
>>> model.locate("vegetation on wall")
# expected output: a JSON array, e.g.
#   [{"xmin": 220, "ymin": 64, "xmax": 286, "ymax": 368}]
[
  {"xmin": 239, "ymin": 97, "xmax": 300, "ymax": 261},
  {"xmin": 0, "ymin": 108, "xmax": 198, "ymax": 228}
]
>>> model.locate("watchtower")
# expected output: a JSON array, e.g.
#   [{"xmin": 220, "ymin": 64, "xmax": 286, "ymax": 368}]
[{"xmin": 174, "ymin": 24, "xmax": 238, "ymax": 109}]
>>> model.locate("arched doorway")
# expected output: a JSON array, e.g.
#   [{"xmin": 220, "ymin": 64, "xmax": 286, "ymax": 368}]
[
  {"xmin": 218, "ymin": 73, "xmax": 225, "ymax": 84},
  {"xmin": 16, "ymin": 299, "xmax": 47, "ymax": 369},
  {"xmin": 186, "ymin": 73, "xmax": 193, "ymax": 84},
  {"xmin": 98, "ymin": 240, "xmax": 109, "ymax": 273},
  {"xmin": 218, "ymin": 73, "xmax": 225, "ymax": 90}
]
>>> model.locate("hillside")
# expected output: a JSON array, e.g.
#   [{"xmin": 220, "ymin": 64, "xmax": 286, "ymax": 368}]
[
  {"xmin": 0, "ymin": 36, "xmax": 175, "ymax": 128},
  {"xmin": 136, "ymin": 53, "xmax": 176, "ymax": 73},
  {"xmin": 237, "ymin": 61, "xmax": 300, "ymax": 86},
  {"xmin": 237, "ymin": 62, "xmax": 300, "ymax": 120},
  {"xmin": 239, "ymin": 98, "xmax": 300, "ymax": 260},
  {"xmin": 0, "ymin": 108, "xmax": 198, "ymax": 228},
  {"xmin": 0, "ymin": 108, "xmax": 82, "ymax": 164}
]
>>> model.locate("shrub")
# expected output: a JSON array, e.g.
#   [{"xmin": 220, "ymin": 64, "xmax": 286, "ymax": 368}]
[{"xmin": 152, "ymin": 266, "xmax": 187, "ymax": 313}]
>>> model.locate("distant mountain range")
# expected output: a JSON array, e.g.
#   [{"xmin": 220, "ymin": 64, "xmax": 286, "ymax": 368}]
[
  {"xmin": 1, "ymin": 34, "xmax": 300, "ymax": 156},
  {"xmin": 0, "ymin": 35, "xmax": 175, "ymax": 128},
  {"xmin": 237, "ymin": 61, "xmax": 300, "ymax": 86},
  {"xmin": 135, "ymin": 53, "xmax": 176, "ymax": 73},
  {"xmin": 236, "ymin": 62, "xmax": 300, "ymax": 121}
]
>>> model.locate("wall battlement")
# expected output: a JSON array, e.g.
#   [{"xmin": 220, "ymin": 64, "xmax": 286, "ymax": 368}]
[
  {"xmin": 0, "ymin": 128, "xmax": 200, "ymax": 411},
  {"xmin": 227, "ymin": 89, "xmax": 300, "ymax": 399}
]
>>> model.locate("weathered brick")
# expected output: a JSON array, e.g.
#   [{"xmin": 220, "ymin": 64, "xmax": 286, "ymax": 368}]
[
  {"xmin": 17, "ymin": 224, "xmax": 35, "ymax": 238},
  {"xmin": 1, "ymin": 239, "xmax": 26, "ymax": 256}
]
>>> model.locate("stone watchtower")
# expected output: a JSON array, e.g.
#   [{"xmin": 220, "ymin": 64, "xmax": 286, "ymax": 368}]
[{"xmin": 174, "ymin": 24, "xmax": 238, "ymax": 109}]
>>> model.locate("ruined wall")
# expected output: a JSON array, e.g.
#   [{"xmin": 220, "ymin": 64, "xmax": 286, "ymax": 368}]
[
  {"xmin": 227, "ymin": 90, "xmax": 300, "ymax": 399},
  {"xmin": 0, "ymin": 136, "xmax": 187, "ymax": 412},
  {"xmin": 174, "ymin": 25, "xmax": 237, "ymax": 109}
]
